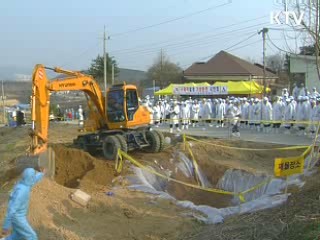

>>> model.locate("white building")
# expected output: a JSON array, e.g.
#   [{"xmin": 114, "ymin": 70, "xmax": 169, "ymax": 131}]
[{"xmin": 290, "ymin": 54, "xmax": 320, "ymax": 91}]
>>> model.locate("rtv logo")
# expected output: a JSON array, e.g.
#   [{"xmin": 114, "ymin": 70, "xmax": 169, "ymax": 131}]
[{"xmin": 271, "ymin": 0, "xmax": 306, "ymax": 25}]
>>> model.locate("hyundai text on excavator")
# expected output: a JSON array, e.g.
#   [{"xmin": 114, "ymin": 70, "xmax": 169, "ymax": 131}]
[{"xmin": 29, "ymin": 64, "xmax": 165, "ymax": 164}]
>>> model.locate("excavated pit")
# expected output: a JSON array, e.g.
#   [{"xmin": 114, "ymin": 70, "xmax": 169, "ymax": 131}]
[{"xmin": 52, "ymin": 138, "xmax": 305, "ymax": 209}]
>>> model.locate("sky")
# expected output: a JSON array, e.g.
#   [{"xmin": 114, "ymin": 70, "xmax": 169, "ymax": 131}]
[{"xmin": 0, "ymin": 0, "xmax": 305, "ymax": 79}]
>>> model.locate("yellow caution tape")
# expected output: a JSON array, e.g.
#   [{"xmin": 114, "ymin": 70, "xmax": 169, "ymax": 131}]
[
  {"xmin": 186, "ymin": 142, "xmax": 201, "ymax": 186},
  {"xmin": 302, "ymin": 146, "xmax": 312, "ymax": 159},
  {"xmin": 185, "ymin": 135, "xmax": 309, "ymax": 151},
  {"xmin": 241, "ymin": 178, "xmax": 271, "ymax": 196},
  {"xmin": 115, "ymin": 149, "xmax": 272, "ymax": 203},
  {"xmin": 306, "ymin": 123, "xmax": 320, "ymax": 169}
]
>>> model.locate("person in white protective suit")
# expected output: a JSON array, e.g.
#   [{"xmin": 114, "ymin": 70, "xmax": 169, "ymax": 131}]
[
  {"xmin": 311, "ymin": 98, "xmax": 320, "ymax": 136},
  {"xmin": 284, "ymin": 98, "xmax": 295, "ymax": 134},
  {"xmin": 253, "ymin": 98, "xmax": 262, "ymax": 132},
  {"xmin": 292, "ymin": 83, "xmax": 300, "ymax": 100},
  {"xmin": 202, "ymin": 98, "xmax": 212, "ymax": 127},
  {"xmin": 272, "ymin": 96, "xmax": 284, "ymax": 133},
  {"xmin": 187, "ymin": 98, "xmax": 193, "ymax": 126},
  {"xmin": 295, "ymin": 96, "xmax": 310, "ymax": 135},
  {"xmin": 216, "ymin": 98, "xmax": 225, "ymax": 128},
  {"xmin": 198, "ymin": 99, "xmax": 204, "ymax": 126},
  {"xmin": 309, "ymin": 98, "xmax": 317, "ymax": 137},
  {"xmin": 163, "ymin": 100, "xmax": 171, "ymax": 124},
  {"xmin": 153, "ymin": 101, "xmax": 161, "ymax": 127},
  {"xmin": 240, "ymin": 97, "xmax": 249, "ymax": 128},
  {"xmin": 282, "ymin": 88, "xmax": 289, "ymax": 99},
  {"xmin": 169, "ymin": 100, "xmax": 180, "ymax": 133},
  {"xmin": 2, "ymin": 168, "xmax": 45, "ymax": 240},
  {"xmin": 310, "ymin": 87, "xmax": 319, "ymax": 98},
  {"xmin": 160, "ymin": 101, "xmax": 165, "ymax": 125},
  {"xmin": 261, "ymin": 97, "xmax": 273, "ymax": 133},
  {"xmin": 225, "ymin": 99, "xmax": 234, "ymax": 128},
  {"xmin": 78, "ymin": 105, "xmax": 84, "ymax": 129},
  {"xmin": 248, "ymin": 98, "xmax": 255, "ymax": 130},
  {"xmin": 142, "ymin": 101, "xmax": 154, "ymax": 124},
  {"xmin": 298, "ymin": 83, "xmax": 307, "ymax": 97},
  {"xmin": 225, "ymin": 99, "xmax": 232, "ymax": 116},
  {"xmin": 294, "ymin": 96, "xmax": 302, "ymax": 131},
  {"xmin": 191, "ymin": 100, "xmax": 200, "ymax": 127},
  {"xmin": 230, "ymin": 100, "xmax": 241, "ymax": 137},
  {"xmin": 180, "ymin": 101, "xmax": 190, "ymax": 130},
  {"xmin": 211, "ymin": 99, "xmax": 218, "ymax": 126}
]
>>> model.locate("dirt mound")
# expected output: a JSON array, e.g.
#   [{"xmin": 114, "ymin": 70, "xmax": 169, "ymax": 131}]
[
  {"xmin": 53, "ymin": 145, "xmax": 116, "ymax": 192},
  {"xmin": 0, "ymin": 178, "xmax": 196, "ymax": 240}
]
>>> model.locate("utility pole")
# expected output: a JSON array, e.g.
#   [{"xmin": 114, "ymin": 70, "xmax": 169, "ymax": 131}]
[
  {"xmin": 258, "ymin": 27, "xmax": 268, "ymax": 123},
  {"xmin": 160, "ymin": 49, "xmax": 163, "ymax": 89},
  {"xmin": 1, "ymin": 80, "xmax": 5, "ymax": 124},
  {"xmin": 112, "ymin": 64, "xmax": 114, "ymax": 85},
  {"xmin": 103, "ymin": 26, "xmax": 107, "ymax": 114},
  {"xmin": 258, "ymin": 28, "xmax": 268, "ymax": 97}
]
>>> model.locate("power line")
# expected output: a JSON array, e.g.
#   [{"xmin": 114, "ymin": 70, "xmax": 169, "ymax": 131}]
[
  {"xmin": 267, "ymin": 27, "xmax": 307, "ymax": 32},
  {"xmin": 58, "ymin": 14, "xmax": 269, "ymax": 69},
  {"xmin": 224, "ymin": 32, "xmax": 258, "ymax": 51},
  {"xmin": 224, "ymin": 39, "xmax": 262, "ymax": 52},
  {"xmin": 110, "ymin": 0, "xmax": 232, "ymax": 37},
  {"xmin": 110, "ymin": 15, "xmax": 269, "ymax": 54},
  {"xmin": 116, "ymin": 29, "xmax": 263, "ymax": 63},
  {"xmin": 111, "ymin": 22, "xmax": 269, "ymax": 56},
  {"xmin": 267, "ymin": 32, "xmax": 294, "ymax": 54}
]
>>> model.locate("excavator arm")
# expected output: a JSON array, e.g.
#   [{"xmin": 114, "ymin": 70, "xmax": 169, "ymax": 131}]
[{"xmin": 30, "ymin": 64, "xmax": 106, "ymax": 155}]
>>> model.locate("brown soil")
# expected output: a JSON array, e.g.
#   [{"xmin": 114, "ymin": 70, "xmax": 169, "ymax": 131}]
[
  {"xmin": 0, "ymin": 178, "xmax": 197, "ymax": 240},
  {"xmin": 0, "ymin": 123, "xmax": 318, "ymax": 240}
]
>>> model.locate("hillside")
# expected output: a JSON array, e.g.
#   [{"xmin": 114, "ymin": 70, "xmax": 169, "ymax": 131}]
[
  {"xmin": 116, "ymin": 68, "xmax": 147, "ymax": 85},
  {"xmin": 2, "ymin": 81, "xmax": 32, "ymax": 103}
]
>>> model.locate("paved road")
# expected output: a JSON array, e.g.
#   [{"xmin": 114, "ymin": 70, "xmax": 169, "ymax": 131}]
[
  {"xmin": 156, "ymin": 124, "xmax": 314, "ymax": 146},
  {"xmin": 0, "ymin": 122, "xmax": 314, "ymax": 146}
]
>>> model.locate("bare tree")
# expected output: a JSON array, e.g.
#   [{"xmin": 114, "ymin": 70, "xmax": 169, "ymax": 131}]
[
  {"xmin": 282, "ymin": 0, "xmax": 320, "ymax": 78},
  {"xmin": 266, "ymin": 53, "xmax": 285, "ymax": 72},
  {"xmin": 146, "ymin": 51, "xmax": 183, "ymax": 89}
]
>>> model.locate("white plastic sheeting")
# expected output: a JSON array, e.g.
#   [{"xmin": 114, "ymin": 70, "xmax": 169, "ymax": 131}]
[
  {"xmin": 176, "ymin": 151, "xmax": 212, "ymax": 187},
  {"xmin": 176, "ymin": 152, "xmax": 194, "ymax": 178},
  {"xmin": 217, "ymin": 169, "xmax": 304, "ymax": 203},
  {"xmin": 124, "ymin": 151, "xmax": 310, "ymax": 224},
  {"xmin": 177, "ymin": 194, "xmax": 289, "ymax": 224}
]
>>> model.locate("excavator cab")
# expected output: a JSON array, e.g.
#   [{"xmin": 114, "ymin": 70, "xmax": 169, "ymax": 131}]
[{"xmin": 105, "ymin": 83, "xmax": 150, "ymax": 130}]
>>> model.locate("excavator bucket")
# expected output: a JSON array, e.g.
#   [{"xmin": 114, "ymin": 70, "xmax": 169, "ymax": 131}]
[{"xmin": 15, "ymin": 147, "xmax": 55, "ymax": 179}]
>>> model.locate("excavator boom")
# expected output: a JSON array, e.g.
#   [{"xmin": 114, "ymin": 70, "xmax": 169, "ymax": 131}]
[{"xmin": 30, "ymin": 64, "xmax": 106, "ymax": 154}]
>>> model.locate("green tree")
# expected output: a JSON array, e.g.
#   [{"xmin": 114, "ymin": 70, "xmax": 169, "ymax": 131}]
[
  {"xmin": 87, "ymin": 54, "xmax": 119, "ymax": 85},
  {"xmin": 146, "ymin": 51, "xmax": 183, "ymax": 89}
]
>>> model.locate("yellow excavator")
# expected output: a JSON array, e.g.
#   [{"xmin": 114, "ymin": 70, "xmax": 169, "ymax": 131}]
[{"xmin": 29, "ymin": 64, "xmax": 165, "ymax": 162}]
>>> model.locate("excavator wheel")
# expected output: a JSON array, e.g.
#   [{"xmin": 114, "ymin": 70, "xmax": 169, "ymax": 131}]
[
  {"xmin": 145, "ymin": 130, "xmax": 161, "ymax": 153},
  {"xmin": 115, "ymin": 134, "xmax": 128, "ymax": 153},
  {"xmin": 102, "ymin": 136, "xmax": 121, "ymax": 160},
  {"xmin": 152, "ymin": 130, "xmax": 165, "ymax": 152}
]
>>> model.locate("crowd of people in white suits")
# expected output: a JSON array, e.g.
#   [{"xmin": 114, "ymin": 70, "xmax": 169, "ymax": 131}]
[{"xmin": 142, "ymin": 84, "xmax": 320, "ymax": 138}]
